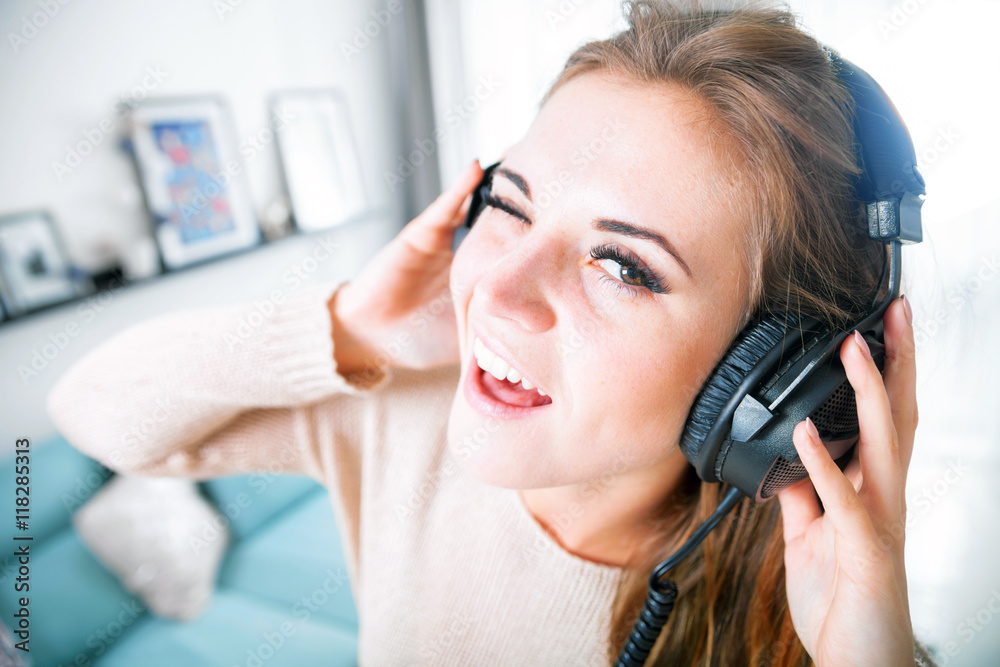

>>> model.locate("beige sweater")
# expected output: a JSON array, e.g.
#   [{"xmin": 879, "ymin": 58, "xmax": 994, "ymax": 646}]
[
  {"xmin": 46, "ymin": 279, "xmax": 939, "ymax": 667},
  {"xmin": 45, "ymin": 279, "xmax": 626, "ymax": 665}
]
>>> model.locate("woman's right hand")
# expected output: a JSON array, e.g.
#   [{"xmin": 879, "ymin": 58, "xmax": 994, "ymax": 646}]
[{"xmin": 329, "ymin": 159, "xmax": 484, "ymax": 379}]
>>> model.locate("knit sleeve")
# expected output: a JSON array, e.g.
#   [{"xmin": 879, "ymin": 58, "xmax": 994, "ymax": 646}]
[{"xmin": 45, "ymin": 279, "xmax": 394, "ymax": 482}]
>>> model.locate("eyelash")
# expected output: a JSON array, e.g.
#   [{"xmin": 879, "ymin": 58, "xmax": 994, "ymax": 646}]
[{"xmin": 481, "ymin": 193, "xmax": 671, "ymax": 297}]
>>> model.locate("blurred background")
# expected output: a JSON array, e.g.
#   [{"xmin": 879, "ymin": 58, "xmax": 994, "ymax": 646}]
[{"xmin": 0, "ymin": 0, "xmax": 997, "ymax": 665}]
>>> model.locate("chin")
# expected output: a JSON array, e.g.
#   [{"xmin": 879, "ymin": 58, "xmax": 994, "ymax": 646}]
[
  {"xmin": 445, "ymin": 406, "xmax": 521, "ymax": 488},
  {"xmin": 445, "ymin": 399, "xmax": 553, "ymax": 489}
]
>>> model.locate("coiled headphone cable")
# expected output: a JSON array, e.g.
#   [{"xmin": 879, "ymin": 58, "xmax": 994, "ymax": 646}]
[{"xmin": 614, "ymin": 486, "xmax": 744, "ymax": 667}]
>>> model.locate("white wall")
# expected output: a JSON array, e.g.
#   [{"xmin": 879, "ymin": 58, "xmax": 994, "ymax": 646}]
[{"xmin": 0, "ymin": 0, "xmax": 403, "ymax": 272}]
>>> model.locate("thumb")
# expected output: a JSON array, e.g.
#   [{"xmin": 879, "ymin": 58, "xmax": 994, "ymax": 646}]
[
  {"xmin": 411, "ymin": 159, "xmax": 483, "ymax": 231},
  {"xmin": 400, "ymin": 159, "xmax": 484, "ymax": 256}
]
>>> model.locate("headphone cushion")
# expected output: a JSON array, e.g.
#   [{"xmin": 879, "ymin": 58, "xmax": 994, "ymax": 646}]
[{"xmin": 679, "ymin": 313, "xmax": 800, "ymax": 466}]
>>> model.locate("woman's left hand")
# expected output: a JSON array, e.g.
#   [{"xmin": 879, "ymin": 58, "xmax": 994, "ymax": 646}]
[{"xmin": 778, "ymin": 295, "xmax": 918, "ymax": 667}]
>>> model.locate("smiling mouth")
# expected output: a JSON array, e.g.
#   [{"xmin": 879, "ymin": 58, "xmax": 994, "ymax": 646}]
[
  {"xmin": 464, "ymin": 354, "xmax": 553, "ymax": 420},
  {"xmin": 477, "ymin": 364, "xmax": 552, "ymax": 408}
]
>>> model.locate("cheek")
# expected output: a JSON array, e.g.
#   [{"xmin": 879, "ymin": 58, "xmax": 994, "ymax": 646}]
[
  {"xmin": 449, "ymin": 250, "xmax": 472, "ymax": 299},
  {"xmin": 449, "ymin": 244, "xmax": 479, "ymax": 331},
  {"xmin": 569, "ymin": 326, "xmax": 709, "ymax": 446},
  {"xmin": 450, "ymin": 229, "xmax": 494, "ymax": 299},
  {"xmin": 450, "ymin": 229, "xmax": 509, "ymax": 330}
]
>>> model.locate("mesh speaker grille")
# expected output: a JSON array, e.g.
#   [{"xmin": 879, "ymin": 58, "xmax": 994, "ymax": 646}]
[
  {"xmin": 759, "ymin": 380, "xmax": 860, "ymax": 499},
  {"xmin": 760, "ymin": 456, "xmax": 807, "ymax": 498},
  {"xmin": 809, "ymin": 380, "xmax": 858, "ymax": 439}
]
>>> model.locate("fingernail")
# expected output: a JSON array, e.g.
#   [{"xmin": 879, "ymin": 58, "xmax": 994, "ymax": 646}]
[
  {"xmin": 900, "ymin": 294, "xmax": 913, "ymax": 326},
  {"xmin": 853, "ymin": 330, "xmax": 872, "ymax": 361},
  {"xmin": 805, "ymin": 417, "xmax": 822, "ymax": 445}
]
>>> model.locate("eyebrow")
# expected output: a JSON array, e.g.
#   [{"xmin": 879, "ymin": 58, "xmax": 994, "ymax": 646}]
[
  {"xmin": 494, "ymin": 166, "xmax": 531, "ymax": 200},
  {"xmin": 493, "ymin": 165, "xmax": 693, "ymax": 279},
  {"xmin": 593, "ymin": 219, "xmax": 693, "ymax": 279}
]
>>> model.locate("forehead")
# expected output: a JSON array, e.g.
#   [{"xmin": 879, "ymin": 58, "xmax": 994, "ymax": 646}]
[{"xmin": 499, "ymin": 71, "xmax": 745, "ymax": 266}]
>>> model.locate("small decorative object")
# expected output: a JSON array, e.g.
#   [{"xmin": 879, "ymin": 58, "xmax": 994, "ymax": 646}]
[
  {"xmin": 271, "ymin": 89, "xmax": 369, "ymax": 232},
  {"xmin": 260, "ymin": 195, "xmax": 293, "ymax": 242},
  {"xmin": 120, "ymin": 235, "xmax": 163, "ymax": 282},
  {"xmin": 0, "ymin": 210, "xmax": 93, "ymax": 318},
  {"xmin": 126, "ymin": 97, "xmax": 260, "ymax": 270},
  {"xmin": 72, "ymin": 475, "xmax": 230, "ymax": 621}
]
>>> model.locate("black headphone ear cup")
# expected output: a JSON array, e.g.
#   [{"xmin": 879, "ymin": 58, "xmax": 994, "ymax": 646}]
[
  {"xmin": 464, "ymin": 161, "xmax": 500, "ymax": 230},
  {"xmin": 453, "ymin": 163, "xmax": 499, "ymax": 253},
  {"xmin": 679, "ymin": 313, "xmax": 801, "ymax": 468}
]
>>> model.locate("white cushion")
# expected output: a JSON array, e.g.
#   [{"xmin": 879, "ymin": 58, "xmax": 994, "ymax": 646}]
[{"xmin": 72, "ymin": 475, "xmax": 229, "ymax": 621}]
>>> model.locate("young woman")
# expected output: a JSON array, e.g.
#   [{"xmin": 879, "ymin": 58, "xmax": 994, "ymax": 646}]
[{"xmin": 49, "ymin": 1, "xmax": 938, "ymax": 665}]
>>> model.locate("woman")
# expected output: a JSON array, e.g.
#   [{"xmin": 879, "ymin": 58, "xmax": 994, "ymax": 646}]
[{"xmin": 48, "ymin": 1, "xmax": 937, "ymax": 665}]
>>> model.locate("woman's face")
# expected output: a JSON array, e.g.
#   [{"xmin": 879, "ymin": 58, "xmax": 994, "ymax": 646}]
[{"xmin": 447, "ymin": 71, "xmax": 752, "ymax": 490}]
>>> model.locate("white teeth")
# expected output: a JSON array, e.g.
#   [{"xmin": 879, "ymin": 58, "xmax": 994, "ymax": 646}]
[
  {"xmin": 475, "ymin": 338, "xmax": 492, "ymax": 373},
  {"xmin": 473, "ymin": 335, "xmax": 547, "ymax": 397},
  {"xmin": 489, "ymin": 356, "xmax": 510, "ymax": 382}
]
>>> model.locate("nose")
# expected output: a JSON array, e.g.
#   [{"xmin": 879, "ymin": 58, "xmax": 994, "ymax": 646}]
[{"xmin": 473, "ymin": 233, "xmax": 559, "ymax": 334}]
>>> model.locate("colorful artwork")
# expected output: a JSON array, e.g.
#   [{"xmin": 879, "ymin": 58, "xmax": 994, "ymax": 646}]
[{"xmin": 152, "ymin": 121, "xmax": 235, "ymax": 244}]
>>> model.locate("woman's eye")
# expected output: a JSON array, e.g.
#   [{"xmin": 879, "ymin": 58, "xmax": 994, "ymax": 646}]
[
  {"xmin": 590, "ymin": 243, "xmax": 670, "ymax": 295},
  {"xmin": 483, "ymin": 194, "xmax": 529, "ymax": 224},
  {"xmin": 477, "ymin": 201, "xmax": 670, "ymax": 298},
  {"xmin": 595, "ymin": 258, "xmax": 645, "ymax": 287}
]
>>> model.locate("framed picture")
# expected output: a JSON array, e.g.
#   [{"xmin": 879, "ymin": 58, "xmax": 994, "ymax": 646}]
[
  {"xmin": 0, "ymin": 211, "xmax": 93, "ymax": 318},
  {"xmin": 271, "ymin": 89, "xmax": 369, "ymax": 232},
  {"xmin": 126, "ymin": 96, "xmax": 260, "ymax": 270}
]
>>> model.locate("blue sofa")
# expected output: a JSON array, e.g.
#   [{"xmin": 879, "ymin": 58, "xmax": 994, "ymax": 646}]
[{"xmin": 0, "ymin": 435, "xmax": 359, "ymax": 667}]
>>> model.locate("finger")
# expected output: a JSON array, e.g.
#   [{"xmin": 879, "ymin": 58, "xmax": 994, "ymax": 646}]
[
  {"xmin": 882, "ymin": 295, "xmax": 918, "ymax": 479},
  {"xmin": 777, "ymin": 475, "xmax": 821, "ymax": 544},
  {"xmin": 401, "ymin": 159, "xmax": 483, "ymax": 256},
  {"xmin": 842, "ymin": 443, "xmax": 863, "ymax": 493},
  {"xmin": 840, "ymin": 328, "xmax": 902, "ymax": 517},
  {"xmin": 792, "ymin": 418, "xmax": 879, "ymax": 548},
  {"xmin": 457, "ymin": 191, "xmax": 473, "ymax": 223},
  {"xmin": 411, "ymin": 159, "xmax": 483, "ymax": 232}
]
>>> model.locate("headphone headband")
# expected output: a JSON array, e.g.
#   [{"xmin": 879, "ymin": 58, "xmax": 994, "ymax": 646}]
[{"xmin": 827, "ymin": 49, "xmax": 925, "ymax": 243}]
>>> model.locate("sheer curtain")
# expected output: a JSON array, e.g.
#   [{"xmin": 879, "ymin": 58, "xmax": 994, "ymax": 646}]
[{"xmin": 425, "ymin": 1, "xmax": 1000, "ymax": 664}]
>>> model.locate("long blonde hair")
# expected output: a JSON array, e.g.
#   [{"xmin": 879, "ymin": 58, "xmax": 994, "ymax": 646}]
[{"xmin": 539, "ymin": 1, "xmax": 885, "ymax": 664}]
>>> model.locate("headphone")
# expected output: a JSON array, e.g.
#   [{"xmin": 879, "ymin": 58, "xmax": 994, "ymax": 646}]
[{"xmin": 452, "ymin": 49, "xmax": 925, "ymax": 666}]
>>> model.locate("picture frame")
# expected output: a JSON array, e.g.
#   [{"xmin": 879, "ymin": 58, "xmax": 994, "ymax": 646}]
[
  {"xmin": 271, "ymin": 89, "xmax": 369, "ymax": 233},
  {"xmin": 0, "ymin": 211, "xmax": 94, "ymax": 318},
  {"xmin": 126, "ymin": 96, "xmax": 260, "ymax": 271}
]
